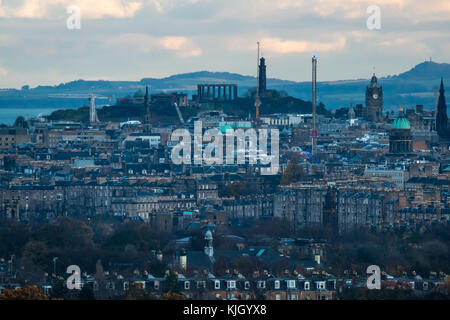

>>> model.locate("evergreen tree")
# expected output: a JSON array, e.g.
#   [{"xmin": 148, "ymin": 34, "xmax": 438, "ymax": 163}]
[{"xmin": 281, "ymin": 154, "xmax": 304, "ymax": 185}]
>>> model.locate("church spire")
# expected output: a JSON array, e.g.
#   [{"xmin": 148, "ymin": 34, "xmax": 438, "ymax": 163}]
[
  {"xmin": 144, "ymin": 86, "xmax": 149, "ymax": 106},
  {"xmin": 436, "ymin": 78, "xmax": 448, "ymax": 139}
]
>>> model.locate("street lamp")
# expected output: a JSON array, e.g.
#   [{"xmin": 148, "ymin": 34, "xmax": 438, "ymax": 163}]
[
  {"xmin": 9, "ymin": 254, "xmax": 15, "ymax": 277},
  {"xmin": 53, "ymin": 257, "xmax": 59, "ymax": 276}
]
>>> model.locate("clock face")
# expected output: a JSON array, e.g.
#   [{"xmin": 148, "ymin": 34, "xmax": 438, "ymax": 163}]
[{"xmin": 373, "ymin": 93, "xmax": 379, "ymax": 99}]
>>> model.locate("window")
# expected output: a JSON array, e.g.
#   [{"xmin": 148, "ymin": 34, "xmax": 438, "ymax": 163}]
[
  {"xmin": 257, "ymin": 281, "xmax": 266, "ymax": 289},
  {"xmin": 154, "ymin": 280, "xmax": 160, "ymax": 290},
  {"xmin": 197, "ymin": 281, "xmax": 206, "ymax": 289},
  {"xmin": 227, "ymin": 281, "xmax": 236, "ymax": 289},
  {"xmin": 317, "ymin": 282, "xmax": 325, "ymax": 290},
  {"xmin": 304, "ymin": 282, "xmax": 310, "ymax": 290},
  {"xmin": 184, "ymin": 281, "xmax": 190, "ymax": 290},
  {"xmin": 244, "ymin": 281, "xmax": 250, "ymax": 290},
  {"xmin": 275, "ymin": 294, "xmax": 281, "ymax": 300},
  {"xmin": 274, "ymin": 280, "xmax": 280, "ymax": 289},
  {"xmin": 287, "ymin": 280, "xmax": 296, "ymax": 289},
  {"xmin": 214, "ymin": 280, "xmax": 220, "ymax": 289},
  {"xmin": 106, "ymin": 282, "xmax": 115, "ymax": 290}
]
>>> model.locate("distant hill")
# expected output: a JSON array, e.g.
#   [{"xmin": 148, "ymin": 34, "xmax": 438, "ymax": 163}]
[
  {"xmin": 140, "ymin": 71, "xmax": 296, "ymax": 90},
  {"xmin": 1, "ymin": 61, "xmax": 449, "ymax": 124},
  {"xmin": 391, "ymin": 61, "xmax": 450, "ymax": 80}
]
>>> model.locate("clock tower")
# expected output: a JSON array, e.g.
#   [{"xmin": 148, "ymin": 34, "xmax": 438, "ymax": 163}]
[{"xmin": 365, "ymin": 73, "xmax": 383, "ymax": 122}]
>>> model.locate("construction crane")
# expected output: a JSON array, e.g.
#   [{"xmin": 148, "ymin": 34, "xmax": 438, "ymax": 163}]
[
  {"xmin": 311, "ymin": 55, "xmax": 318, "ymax": 158},
  {"xmin": 255, "ymin": 41, "xmax": 261, "ymax": 118},
  {"xmin": 47, "ymin": 93, "xmax": 113, "ymax": 123},
  {"xmin": 173, "ymin": 102, "xmax": 185, "ymax": 125}
]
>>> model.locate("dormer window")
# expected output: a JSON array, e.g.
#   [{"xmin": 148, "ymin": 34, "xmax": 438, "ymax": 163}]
[
  {"xmin": 257, "ymin": 281, "xmax": 266, "ymax": 289},
  {"xmin": 227, "ymin": 280, "xmax": 236, "ymax": 289},
  {"xmin": 184, "ymin": 281, "xmax": 190, "ymax": 290},
  {"xmin": 304, "ymin": 281, "xmax": 310, "ymax": 290},
  {"xmin": 274, "ymin": 280, "xmax": 280, "ymax": 289},
  {"xmin": 214, "ymin": 280, "xmax": 220, "ymax": 289},
  {"xmin": 287, "ymin": 280, "xmax": 296, "ymax": 289},
  {"xmin": 244, "ymin": 281, "xmax": 250, "ymax": 290}
]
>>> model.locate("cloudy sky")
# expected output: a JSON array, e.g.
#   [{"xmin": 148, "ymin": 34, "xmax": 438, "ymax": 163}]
[{"xmin": 0, "ymin": 0, "xmax": 449, "ymax": 88}]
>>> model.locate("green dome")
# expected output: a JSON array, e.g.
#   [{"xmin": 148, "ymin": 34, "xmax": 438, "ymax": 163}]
[
  {"xmin": 392, "ymin": 109, "xmax": 410, "ymax": 129},
  {"xmin": 134, "ymin": 89, "xmax": 145, "ymax": 100},
  {"xmin": 220, "ymin": 124, "xmax": 233, "ymax": 134}
]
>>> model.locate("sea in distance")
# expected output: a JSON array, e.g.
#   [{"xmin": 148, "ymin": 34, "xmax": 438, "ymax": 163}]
[{"xmin": 0, "ymin": 98, "xmax": 94, "ymax": 125}]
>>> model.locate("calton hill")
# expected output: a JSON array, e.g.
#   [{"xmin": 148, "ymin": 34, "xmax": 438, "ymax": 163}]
[{"xmin": 45, "ymin": 89, "xmax": 329, "ymax": 125}]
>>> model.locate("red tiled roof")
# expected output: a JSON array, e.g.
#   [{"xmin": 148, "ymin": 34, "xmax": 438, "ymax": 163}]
[{"xmin": 412, "ymin": 141, "xmax": 429, "ymax": 151}]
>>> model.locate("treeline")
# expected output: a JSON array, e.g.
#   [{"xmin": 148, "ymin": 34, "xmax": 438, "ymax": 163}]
[{"xmin": 0, "ymin": 217, "xmax": 171, "ymax": 280}]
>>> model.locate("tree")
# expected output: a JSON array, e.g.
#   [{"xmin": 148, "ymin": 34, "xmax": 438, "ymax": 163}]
[
  {"xmin": 103, "ymin": 223, "xmax": 160, "ymax": 253},
  {"xmin": 0, "ymin": 286, "xmax": 49, "ymax": 300},
  {"xmin": 125, "ymin": 282, "xmax": 151, "ymax": 300},
  {"xmin": 164, "ymin": 269, "xmax": 180, "ymax": 293},
  {"xmin": 234, "ymin": 256, "xmax": 255, "ymax": 277},
  {"xmin": 50, "ymin": 277, "xmax": 69, "ymax": 299},
  {"xmin": 161, "ymin": 291, "xmax": 184, "ymax": 300},
  {"xmin": 0, "ymin": 218, "xmax": 30, "ymax": 257},
  {"xmin": 226, "ymin": 182, "xmax": 246, "ymax": 197},
  {"xmin": 213, "ymin": 256, "xmax": 233, "ymax": 276},
  {"xmin": 444, "ymin": 276, "xmax": 450, "ymax": 295},
  {"xmin": 22, "ymin": 241, "xmax": 51, "ymax": 268},
  {"xmin": 78, "ymin": 284, "xmax": 95, "ymax": 300},
  {"xmin": 281, "ymin": 154, "xmax": 304, "ymax": 185}
]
